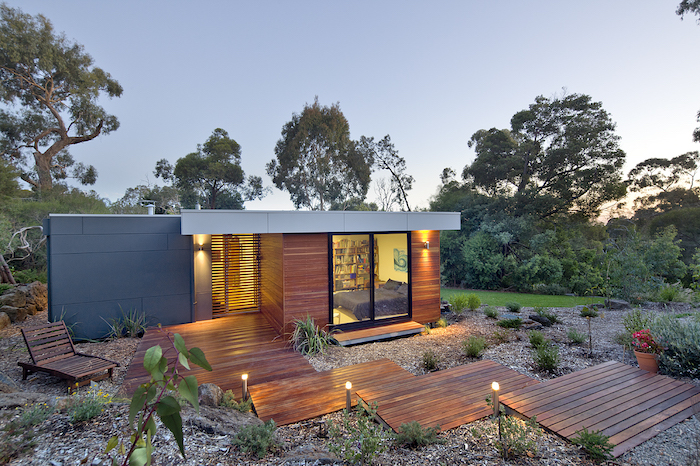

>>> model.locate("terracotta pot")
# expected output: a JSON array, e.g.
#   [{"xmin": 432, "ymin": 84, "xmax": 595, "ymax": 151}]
[{"xmin": 634, "ymin": 350, "xmax": 659, "ymax": 373}]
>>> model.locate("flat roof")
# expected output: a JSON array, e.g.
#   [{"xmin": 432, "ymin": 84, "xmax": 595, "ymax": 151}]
[{"xmin": 180, "ymin": 210, "xmax": 461, "ymax": 235}]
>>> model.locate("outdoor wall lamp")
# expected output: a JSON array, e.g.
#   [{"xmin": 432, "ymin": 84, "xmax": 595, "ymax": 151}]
[
  {"xmin": 242, "ymin": 373, "xmax": 249, "ymax": 401},
  {"xmin": 491, "ymin": 381, "xmax": 500, "ymax": 418},
  {"xmin": 345, "ymin": 381, "xmax": 352, "ymax": 411},
  {"xmin": 424, "ymin": 241, "xmax": 429, "ymax": 249}
]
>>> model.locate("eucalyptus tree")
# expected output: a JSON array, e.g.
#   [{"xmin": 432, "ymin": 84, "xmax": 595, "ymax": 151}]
[
  {"xmin": 357, "ymin": 135, "xmax": 414, "ymax": 211},
  {"xmin": 0, "ymin": 4, "xmax": 122, "ymax": 191},
  {"xmin": 267, "ymin": 97, "xmax": 371, "ymax": 210}
]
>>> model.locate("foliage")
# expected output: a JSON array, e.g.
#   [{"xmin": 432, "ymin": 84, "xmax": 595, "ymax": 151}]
[
  {"xmin": 448, "ymin": 293, "xmax": 470, "ymax": 314},
  {"xmin": 267, "ymin": 97, "xmax": 371, "ymax": 210},
  {"xmin": 68, "ymin": 385, "xmax": 112, "ymax": 423},
  {"xmin": 622, "ymin": 308, "xmax": 654, "ymax": 335},
  {"xmin": 483, "ymin": 306, "xmax": 499, "ymax": 319},
  {"xmin": 436, "ymin": 317, "xmax": 448, "ymax": 328},
  {"xmin": 0, "ymin": 402, "xmax": 53, "ymax": 463},
  {"xmin": 0, "ymin": 283, "xmax": 11, "ymax": 294},
  {"xmin": 505, "ymin": 302, "xmax": 521, "ymax": 313},
  {"xmin": 221, "ymin": 390, "xmax": 253, "ymax": 413},
  {"xmin": 571, "ymin": 427, "xmax": 614, "ymax": 462},
  {"xmin": 103, "ymin": 307, "xmax": 147, "ymax": 339},
  {"xmin": 497, "ymin": 318, "xmax": 522, "ymax": 329},
  {"xmin": 656, "ymin": 282, "xmax": 688, "ymax": 303},
  {"xmin": 440, "ymin": 289, "xmax": 604, "ymax": 308},
  {"xmin": 356, "ymin": 135, "xmax": 413, "ymax": 211},
  {"xmin": 111, "ymin": 183, "xmax": 180, "ymax": 215},
  {"xmin": 395, "ymin": 421, "xmax": 444, "ymax": 448},
  {"xmin": 580, "ymin": 307, "xmax": 599, "ymax": 356},
  {"xmin": 677, "ymin": 0, "xmax": 700, "ymax": 20},
  {"xmin": 632, "ymin": 329, "xmax": 664, "ymax": 354},
  {"xmin": 328, "ymin": 402, "xmax": 392, "ymax": 466},
  {"xmin": 491, "ymin": 329, "xmax": 511, "ymax": 344},
  {"xmin": 652, "ymin": 315, "xmax": 700, "ymax": 377},
  {"xmin": 290, "ymin": 315, "xmax": 337, "ymax": 356},
  {"xmin": 464, "ymin": 92, "xmax": 626, "ymax": 220},
  {"xmin": 533, "ymin": 343, "xmax": 560, "ymax": 372},
  {"xmin": 472, "ymin": 414, "xmax": 541, "ymax": 460},
  {"xmin": 422, "ymin": 350, "xmax": 439, "ymax": 372},
  {"xmin": 528, "ymin": 330, "xmax": 546, "ymax": 349},
  {"xmin": 580, "ymin": 307, "xmax": 599, "ymax": 318},
  {"xmin": 567, "ymin": 328, "xmax": 587, "ymax": 344},
  {"xmin": 465, "ymin": 293, "xmax": 481, "ymax": 311},
  {"xmin": 232, "ymin": 420, "xmax": 279, "ymax": 459},
  {"xmin": 534, "ymin": 306, "xmax": 560, "ymax": 325},
  {"xmin": 462, "ymin": 336, "xmax": 487, "ymax": 358},
  {"xmin": 104, "ymin": 329, "xmax": 212, "ymax": 466},
  {"xmin": 0, "ymin": 4, "xmax": 122, "ymax": 191},
  {"xmin": 10, "ymin": 268, "xmax": 46, "ymax": 284}
]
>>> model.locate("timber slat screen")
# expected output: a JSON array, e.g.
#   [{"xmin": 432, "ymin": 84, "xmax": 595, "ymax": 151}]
[
  {"xmin": 499, "ymin": 361, "xmax": 700, "ymax": 457},
  {"xmin": 211, "ymin": 234, "xmax": 261, "ymax": 317}
]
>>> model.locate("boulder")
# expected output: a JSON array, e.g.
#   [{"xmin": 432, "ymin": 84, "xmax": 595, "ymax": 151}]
[
  {"xmin": 0, "ymin": 288, "xmax": 27, "ymax": 308},
  {"xmin": 0, "ymin": 311, "xmax": 10, "ymax": 329},
  {"xmin": 529, "ymin": 314, "xmax": 552, "ymax": 327},
  {"xmin": 27, "ymin": 281, "xmax": 48, "ymax": 312},
  {"xmin": 24, "ymin": 304, "xmax": 38, "ymax": 316},
  {"xmin": 604, "ymin": 299, "xmax": 631, "ymax": 310},
  {"xmin": 198, "ymin": 382, "xmax": 224, "ymax": 407},
  {"xmin": 0, "ymin": 305, "xmax": 26, "ymax": 322},
  {"xmin": 184, "ymin": 404, "xmax": 262, "ymax": 436}
]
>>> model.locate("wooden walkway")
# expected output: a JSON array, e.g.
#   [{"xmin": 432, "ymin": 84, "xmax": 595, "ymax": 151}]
[
  {"xmin": 500, "ymin": 361, "xmax": 700, "ymax": 457},
  {"xmin": 249, "ymin": 359, "xmax": 414, "ymax": 425},
  {"xmin": 357, "ymin": 359, "xmax": 540, "ymax": 431},
  {"xmin": 334, "ymin": 321, "xmax": 426, "ymax": 346},
  {"xmin": 121, "ymin": 313, "xmax": 316, "ymax": 397}
]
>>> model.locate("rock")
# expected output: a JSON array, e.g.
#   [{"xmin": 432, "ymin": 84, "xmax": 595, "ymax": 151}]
[
  {"xmin": 198, "ymin": 382, "xmax": 224, "ymax": 407},
  {"xmin": 24, "ymin": 303, "xmax": 38, "ymax": 316},
  {"xmin": 500, "ymin": 313, "xmax": 522, "ymax": 320},
  {"xmin": 0, "ymin": 304, "xmax": 26, "ymax": 322},
  {"xmin": 0, "ymin": 392, "xmax": 51, "ymax": 409},
  {"xmin": 28, "ymin": 281, "xmax": 48, "ymax": 312},
  {"xmin": 529, "ymin": 314, "xmax": 552, "ymax": 327},
  {"xmin": 282, "ymin": 445, "xmax": 338, "ymax": 464},
  {"xmin": 0, "ymin": 311, "xmax": 10, "ymax": 329},
  {"xmin": 0, "ymin": 288, "xmax": 27, "ymax": 308},
  {"xmin": 604, "ymin": 299, "xmax": 631, "ymax": 310},
  {"xmin": 184, "ymin": 404, "xmax": 262, "ymax": 436},
  {"xmin": 0, "ymin": 371, "xmax": 19, "ymax": 392}
]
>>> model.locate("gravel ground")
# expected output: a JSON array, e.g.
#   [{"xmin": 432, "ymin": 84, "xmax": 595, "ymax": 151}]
[{"xmin": 0, "ymin": 305, "xmax": 699, "ymax": 465}]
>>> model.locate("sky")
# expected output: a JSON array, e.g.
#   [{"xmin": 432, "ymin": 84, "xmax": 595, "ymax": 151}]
[{"xmin": 5, "ymin": 0, "xmax": 700, "ymax": 211}]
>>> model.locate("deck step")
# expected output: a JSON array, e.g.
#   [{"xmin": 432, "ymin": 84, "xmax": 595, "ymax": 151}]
[{"xmin": 334, "ymin": 321, "xmax": 426, "ymax": 346}]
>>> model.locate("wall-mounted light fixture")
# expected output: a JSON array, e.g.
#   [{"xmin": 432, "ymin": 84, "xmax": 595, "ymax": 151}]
[
  {"xmin": 491, "ymin": 381, "xmax": 500, "ymax": 418},
  {"xmin": 345, "ymin": 381, "xmax": 352, "ymax": 411},
  {"xmin": 197, "ymin": 244, "xmax": 204, "ymax": 251},
  {"xmin": 242, "ymin": 373, "xmax": 249, "ymax": 401},
  {"xmin": 424, "ymin": 241, "xmax": 430, "ymax": 250}
]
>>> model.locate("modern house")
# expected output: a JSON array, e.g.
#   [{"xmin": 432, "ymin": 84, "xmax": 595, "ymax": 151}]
[{"xmin": 43, "ymin": 210, "xmax": 460, "ymax": 340}]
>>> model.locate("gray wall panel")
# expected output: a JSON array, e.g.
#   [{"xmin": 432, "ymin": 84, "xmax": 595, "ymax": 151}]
[
  {"xmin": 47, "ymin": 216, "xmax": 83, "ymax": 235},
  {"xmin": 167, "ymin": 233, "xmax": 191, "ymax": 250},
  {"xmin": 142, "ymin": 294, "xmax": 192, "ymax": 327},
  {"xmin": 51, "ymin": 234, "xmax": 168, "ymax": 254},
  {"xmin": 82, "ymin": 216, "xmax": 182, "ymax": 234}
]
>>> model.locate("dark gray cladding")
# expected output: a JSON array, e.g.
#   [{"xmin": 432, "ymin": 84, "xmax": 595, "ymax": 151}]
[{"xmin": 44, "ymin": 215, "xmax": 193, "ymax": 340}]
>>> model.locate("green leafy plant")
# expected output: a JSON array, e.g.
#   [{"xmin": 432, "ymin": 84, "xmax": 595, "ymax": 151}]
[
  {"xmin": 449, "ymin": 294, "xmax": 470, "ymax": 314},
  {"xmin": 652, "ymin": 315, "xmax": 700, "ymax": 377},
  {"xmin": 422, "ymin": 350, "xmax": 439, "ymax": 372},
  {"xmin": 435, "ymin": 317, "xmax": 448, "ymax": 328},
  {"xmin": 395, "ymin": 421, "xmax": 444, "ymax": 448},
  {"xmin": 221, "ymin": 390, "xmax": 253, "ymax": 413},
  {"xmin": 571, "ymin": 427, "xmax": 614, "ymax": 462},
  {"xmin": 483, "ymin": 306, "xmax": 499, "ymax": 319},
  {"xmin": 623, "ymin": 308, "xmax": 654, "ymax": 335},
  {"xmin": 497, "ymin": 318, "xmax": 522, "ymax": 329},
  {"xmin": 104, "ymin": 328, "xmax": 212, "ymax": 466},
  {"xmin": 491, "ymin": 328, "xmax": 510, "ymax": 344},
  {"xmin": 103, "ymin": 306, "xmax": 148, "ymax": 339},
  {"xmin": 462, "ymin": 336, "xmax": 487, "ymax": 358},
  {"xmin": 0, "ymin": 402, "xmax": 53, "ymax": 463},
  {"xmin": 232, "ymin": 419, "xmax": 279, "ymax": 459},
  {"xmin": 328, "ymin": 402, "xmax": 392, "ymax": 465},
  {"xmin": 533, "ymin": 343, "xmax": 560, "ymax": 372},
  {"xmin": 534, "ymin": 306, "xmax": 560, "ymax": 325},
  {"xmin": 291, "ymin": 314, "xmax": 337, "ymax": 356},
  {"xmin": 567, "ymin": 328, "xmax": 587, "ymax": 344},
  {"xmin": 528, "ymin": 330, "xmax": 546, "ymax": 349},
  {"xmin": 68, "ymin": 386, "xmax": 112, "ymax": 423},
  {"xmin": 505, "ymin": 302, "xmax": 522, "ymax": 313},
  {"xmin": 466, "ymin": 293, "xmax": 481, "ymax": 311},
  {"xmin": 472, "ymin": 412, "xmax": 541, "ymax": 460},
  {"xmin": 0, "ymin": 283, "xmax": 12, "ymax": 294}
]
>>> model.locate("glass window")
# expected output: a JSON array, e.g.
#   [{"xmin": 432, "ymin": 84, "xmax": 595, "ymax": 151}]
[{"xmin": 373, "ymin": 233, "xmax": 409, "ymax": 320}]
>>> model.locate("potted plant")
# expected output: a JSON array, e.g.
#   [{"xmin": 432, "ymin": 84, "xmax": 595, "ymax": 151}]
[{"xmin": 632, "ymin": 329, "xmax": 663, "ymax": 373}]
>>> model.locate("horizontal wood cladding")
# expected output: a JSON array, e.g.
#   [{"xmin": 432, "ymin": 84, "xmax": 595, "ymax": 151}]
[
  {"xmin": 282, "ymin": 233, "xmax": 329, "ymax": 336},
  {"xmin": 260, "ymin": 234, "xmax": 284, "ymax": 334},
  {"xmin": 411, "ymin": 231, "xmax": 440, "ymax": 324}
]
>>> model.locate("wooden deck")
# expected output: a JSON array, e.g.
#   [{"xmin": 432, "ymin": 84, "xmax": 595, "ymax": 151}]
[
  {"xmin": 249, "ymin": 359, "xmax": 414, "ymax": 426},
  {"xmin": 121, "ymin": 313, "xmax": 316, "ymax": 397},
  {"xmin": 499, "ymin": 361, "xmax": 700, "ymax": 457},
  {"xmin": 333, "ymin": 321, "xmax": 426, "ymax": 346},
  {"xmin": 357, "ymin": 359, "xmax": 540, "ymax": 431}
]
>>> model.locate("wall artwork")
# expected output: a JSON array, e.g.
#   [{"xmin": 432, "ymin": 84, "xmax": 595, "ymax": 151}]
[{"xmin": 394, "ymin": 248, "xmax": 408, "ymax": 272}]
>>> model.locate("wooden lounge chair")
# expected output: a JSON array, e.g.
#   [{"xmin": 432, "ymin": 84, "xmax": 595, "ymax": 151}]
[{"xmin": 18, "ymin": 321, "xmax": 119, "ymax": 387}]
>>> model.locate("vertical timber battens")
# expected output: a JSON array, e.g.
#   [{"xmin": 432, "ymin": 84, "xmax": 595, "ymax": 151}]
[
  {"xmin": 411, "ymin": 230, "xmax": 440, "ymax": 324},
  {"xmin": 260, "ymin": 234, "xmax": 284, "ymax": 334},
  {"xmin": 211, "ymin": 234, "xmax": 261, "ymax": 317}
]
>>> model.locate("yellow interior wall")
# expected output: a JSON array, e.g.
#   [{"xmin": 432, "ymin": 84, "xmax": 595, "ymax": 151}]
[{"xmin": 376, "ymin": 233, "xmax": 408, "ymax": 283}]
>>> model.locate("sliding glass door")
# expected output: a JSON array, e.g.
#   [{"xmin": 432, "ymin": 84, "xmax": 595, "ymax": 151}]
[{"xmin": 330, "ymin": 233, "xmax": 410, "ymax": 326}]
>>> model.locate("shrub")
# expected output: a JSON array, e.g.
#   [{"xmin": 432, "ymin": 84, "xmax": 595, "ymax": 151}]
[
  {"xmin": 68, "ymin": 386, "xmax": 112, "ymax": 422},
  {"xmin": 652, "ymin": 315, "xmax": 700, "ymax": 378},
  {"xmin": 528, "ymin": 330, "xmax": 546, "ymax": 349},
  {"xmin": 463, "ymin": 336, "xmax": 487, "ymax": 358},
  {"xmin": 232, "ymin": 419, "xmax": 279, "ymax": 458},
  {"xmin": 497, "ymin": 318, "xmax": 522, "ymax": 329},
  {"xmin": 657, "ymin": 282, "xmax": 685, "ymax": 302},
  {"xmin": 395, "ymin": 421, "xmax": 444, "ymax": 448},
  {"xmin": 505, "ymin": 302, "xmax": 521, "ymax": 313},
  {"xmin": 534, "ymin": 306, "xmax": 560, "ymax": 324},
  {"xmin": 104, "ymin": 306, "xmax": 147, "ymax": 339},
  {"xmin": 291, "ymin": 315, "xmax": 337, "ymax": 356},
  {"xmin": 221, "ymin": 390, "xmax": 253, "ymax": 413},
  {"xmin": 449, "ymin": 294, "xmax": 470, "ymax": 314},
  {"xmin": 435, "ymin": 317, "xmax": 448, "ymax": 328},
  {"xmin": 533, "ymin": 343, "xmax": 560, "ymax": 372},
  {"xmin": 571, "ymin": 427, "xmax": 614, "ymax": 462},
  {"xmin": 580, "ymin": 307, "xmax": 599, "ymax": 318},
  {"xmin": 0, "ymin": 402, "xmax": 53, "ymax": 463},
  {"xmin": 491, "ymin": 329, "xmax": 510, "ymax": 344},
  {"xmin": 11, "ymin": 268, "xmax": 46, "ymax": 284},
  {"xmin": 0, "ymin": 283, "xmax": 12, "ymax": 294},
  {"xmin": 328, "ymin": 401, "xmax": 391, "ymax": 465},
  {"xmin": 567, "ymin": 328, "xmax": 587, "ymax": 344},
  {"xmin": 622, "ymin": 308, "xmax": 654, "ymax": 335},
  {"xmin": 422, "ymin": 350, "xmax": 439, "ymax": 372},
  {"xmin": 472, "ymin": 415, "xmax": 541, "ymax": 460},
  {"xmin": 466, "ymin": 293, "xmax": 481, "ymax": 311},
  {"xmin": 483, "ymin": 306, "xmax": 499, "ymax": 319}
]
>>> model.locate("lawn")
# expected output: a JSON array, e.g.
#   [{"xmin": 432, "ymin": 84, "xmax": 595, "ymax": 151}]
[{"xmin": 440, "ymin": 288, "xmax": 604, "ymax": 308}]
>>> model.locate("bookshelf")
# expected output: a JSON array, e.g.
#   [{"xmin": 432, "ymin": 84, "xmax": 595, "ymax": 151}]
[{"xmin": 332, "ymin": 238, "xmax": 377, "ymax": 291}]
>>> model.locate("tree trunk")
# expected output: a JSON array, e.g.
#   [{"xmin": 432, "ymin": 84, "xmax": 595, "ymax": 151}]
[
  {"xmin": 34, "ymin": 150, "xmax": 54, "ymax": 191},
  {"xmin": 0, "ymin": 254, "xmax": 16, "ymax": 285}
]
